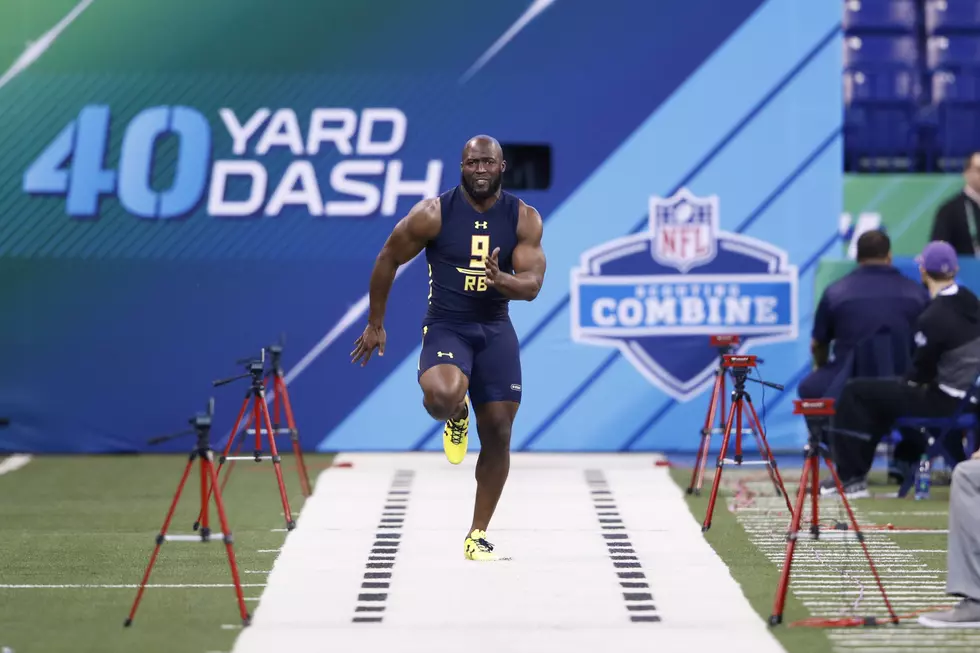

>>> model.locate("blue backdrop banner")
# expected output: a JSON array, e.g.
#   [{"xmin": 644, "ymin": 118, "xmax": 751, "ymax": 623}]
[{"xmin": 0, "ymin": 0, "xmax": 843, "ymax": 454}]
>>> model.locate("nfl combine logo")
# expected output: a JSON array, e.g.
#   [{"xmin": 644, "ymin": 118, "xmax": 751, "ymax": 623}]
[
  {"xmin": 651, "ymin": 192, "xmax": 717, "ymax": 273},
  {"xmin": 569, "ymin": 188, "xmax": 799, "ymax": 401}
]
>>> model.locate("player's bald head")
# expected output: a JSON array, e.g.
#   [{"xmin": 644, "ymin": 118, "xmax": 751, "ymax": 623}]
[
  {"xmin": 459, "ymin": 135, "xmax": 505, "ymax": 200},
  {"xmin": 461, "ymin": 135, "xmax": 502, "ymax": 161}
]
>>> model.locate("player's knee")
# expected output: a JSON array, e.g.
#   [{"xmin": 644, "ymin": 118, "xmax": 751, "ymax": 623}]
[
  {"xmin": 423, "ymin": 385, "xmax": 461, "ymax": 421},
  {"xmin": 480, "ymin": 422, "xmax": 512, "ymax": 452}
]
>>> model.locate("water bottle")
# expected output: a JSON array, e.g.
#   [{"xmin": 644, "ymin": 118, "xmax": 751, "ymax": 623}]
[{"xmin": 914, "ymin": 454, "xmax": 932, "ymax": 500}]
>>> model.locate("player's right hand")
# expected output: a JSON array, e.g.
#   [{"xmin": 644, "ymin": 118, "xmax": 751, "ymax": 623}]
[{"xmin": 351, "ymin": 323, "xmax": 386, "ymax": 367}]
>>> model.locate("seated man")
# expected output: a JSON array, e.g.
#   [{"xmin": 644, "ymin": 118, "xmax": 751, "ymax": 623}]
[
  {"xmin": 919, "ymin": 450, "xmax": 980, "ymax": 628},
  {"xmin": 826, "ymin": 241, "xmax": 980, "ymax": 498},
  {"xmin": 801, "ymin": 230, "xmax": 928, "ymax": 480}
]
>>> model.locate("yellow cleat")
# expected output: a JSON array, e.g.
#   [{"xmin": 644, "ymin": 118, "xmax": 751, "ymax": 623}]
[
  {"xmin": 443, "ymin": 402, "xmax": 469, "ymax": 464},
  {"xmin": 464, "ymin": 529, "xmax": 498, "ymax": 561}
]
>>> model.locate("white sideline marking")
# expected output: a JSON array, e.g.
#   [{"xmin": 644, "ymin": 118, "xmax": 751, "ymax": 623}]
[
  {"xmin": 0, "ymin": 454, "xmax": 32, "ymax": 476},
  {"xmin": 232, "ymin": 453, "xmax": 786, "ymax": 653},
  {"xmin": 256, "ymin": 549, "xmax": 281, "ymax": 553},
  {"xmin": 0, "ymin": 584, "xmax": 266, "ymax": 589},
  {"xmin": 0, "ymin": 0, "xmax": 96, "ymax": 92}
]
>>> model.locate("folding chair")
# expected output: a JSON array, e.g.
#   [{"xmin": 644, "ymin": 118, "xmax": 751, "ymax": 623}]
[{"xmin": 894, "ymin": 369, "xmax": 980, "ymax": 497}]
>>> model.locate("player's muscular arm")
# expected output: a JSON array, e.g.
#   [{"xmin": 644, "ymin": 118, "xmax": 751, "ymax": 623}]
[
  {"xmin": 486, "ymin": 202, "xmax": 546, "ymax": 301},
  {"xmin": 368, "ymin": 198, "xmax": 441, "ymax": 327}
]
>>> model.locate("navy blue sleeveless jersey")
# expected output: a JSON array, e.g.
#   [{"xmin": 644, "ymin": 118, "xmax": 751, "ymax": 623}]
[{"xmin": 423, "ymin": 185, "xmax": 520, "ymax": 324}]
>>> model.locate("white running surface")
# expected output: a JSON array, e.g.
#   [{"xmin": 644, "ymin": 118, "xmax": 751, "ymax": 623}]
[{"xmin": 232, "ymin": 453, "xmax": 785, "ymax": 653}]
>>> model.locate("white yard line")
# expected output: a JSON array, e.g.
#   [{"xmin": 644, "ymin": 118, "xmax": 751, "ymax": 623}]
[
  {"xmin": 0, "ymin": 454, "xmax": 32, "ymax": 476},
  {"xmin": 232, "ymin": 453, "xmax": 787, "ymax": 653},
  {"xmin": 0, "ymin": 584, "xmax": 267, "ymax": 589}
]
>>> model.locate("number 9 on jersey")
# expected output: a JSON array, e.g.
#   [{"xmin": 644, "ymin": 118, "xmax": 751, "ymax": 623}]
[{"xmin": 466, "ymin": 235, "xmax": 490, "ymax": 292}]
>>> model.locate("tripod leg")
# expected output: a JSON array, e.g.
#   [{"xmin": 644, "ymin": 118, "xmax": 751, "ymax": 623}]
[
  {"xmin": 199, "ymin": 447, "xmax": 211, "ymax": 537},
  {"xmin": 698, "ymin": 370, "xmax": 728, "ymax": 494},
  {"xmin": 252, "ymin": 397, "xmax": 263, "ymax": 456},
  {"xmin": 272, "ymin": 375, "xmax": 280, "ymax": 428},
  {"xmin": 125, "ymin": 453, "xmax": 196, "ymax": 627},
  {"xmin": 203, "ymin": 451, "xmax": 251, "ymax": 626},
  {"xmin": 219, "ymin": 430, "xmax": 247, "ymax": 495},
  {"xmin": 823, "ymin": 456, "xmax": 900, "ymax": 624},
  {"xmin": 196, "ymin": 392, "xmax": 253, "ymax": 530},
  {"xmin": 810, "ymin": 449, "xmax": 821, "ymax": 536},
  {"xmin": 769, "ymin": 454, "xmax": 815, "ymax": 626},
  {"xmin": 277, "ymin": 374, "xmax": 312, "ymax": 498},
  {"xmin": 748, "ymin": 416, "xmax": 782, "ymax": 498},
  {"xmin": 259, "ymin": 397, "xmax": 296, "ymax": 530},
  {"xmin": 744, "ymin": 396, "xmax": 794, "ymax": 516},
  {"xmin": 221, "ymin": 398, "xmax": 262, "ymax": 495},
  {"xmin": 690, "ymin": 370, "xmax": 722, "ymax": 495},
  {"xmin": 720, "ymin": 370, "xmax": 727, "ymax": 441},
  {"xmin": 743, "ymin": 401, "xmax": 785, "ymax": 500},
  {"xmin": 735, "ymin": 396, "xmax": 744, "ymax": 464},
  {"xmin": 702, "ymin": 399, "xmax": 738, "ymax": 532}
]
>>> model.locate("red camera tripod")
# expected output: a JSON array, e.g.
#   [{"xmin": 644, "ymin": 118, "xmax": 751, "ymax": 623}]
[
  {"xmin": 769, "ymin": 398, "xmax": 898, "ymax": 627},
  {"xmin": 125, "ymin": 399, "xmax": 250, "ymax": 627},
  {"xmin": 700, "ymin": 354, "xmax": 794, "ymax": 531}
]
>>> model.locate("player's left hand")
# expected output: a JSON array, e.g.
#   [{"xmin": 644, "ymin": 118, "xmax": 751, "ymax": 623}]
[{"xmin": 485, "ymin": 247, "xmax": 503, "ymax": 286}]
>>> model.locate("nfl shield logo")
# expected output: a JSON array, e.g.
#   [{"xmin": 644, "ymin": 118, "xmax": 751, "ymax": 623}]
[
  {"xmin": 650, "ymin": 189, "xmax": 718, "ymax": 273},
  {"xmin": 569, "ymin": 187, "xmax": 798, "ymax": 401}
]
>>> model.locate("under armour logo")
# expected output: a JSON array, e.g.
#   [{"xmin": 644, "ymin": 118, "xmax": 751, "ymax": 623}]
[
  {"xmin": 437, "ymin": 351, "xmax": 454, "ymax": 358},
  {"xmin": 475, "ymin": 221, "xmax": 488, "ymax": 229}
]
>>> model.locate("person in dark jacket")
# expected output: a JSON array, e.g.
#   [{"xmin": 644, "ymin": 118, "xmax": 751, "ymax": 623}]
[
  {"xmin": 930, "ymin": 151, "xmax": 980, "ymax": 257},
  {"xmin": 801, "ymin": 230, "xmax": 928, "ymax": 483},
  {"xmin": 825, "ymin": 240, "xmax": 980, "ymax": 498},
  {"xmin": 801, "ymin": 230, "xmax": 927, "ymax": 399}
]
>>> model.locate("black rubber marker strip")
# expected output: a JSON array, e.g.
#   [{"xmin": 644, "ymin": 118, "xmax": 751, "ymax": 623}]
[
  {"xmin": 352, "ymin": 469, "xmax": 414, "ymax": 624},
  {"xmin": 585, "ymin": 469, "xmax": 661, "ymax": 624}
]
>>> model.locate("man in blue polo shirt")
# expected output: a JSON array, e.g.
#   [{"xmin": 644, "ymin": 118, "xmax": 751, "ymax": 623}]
[{"xmin": 800, "ymin": 230, "xmax": 928, "ymax": 482}]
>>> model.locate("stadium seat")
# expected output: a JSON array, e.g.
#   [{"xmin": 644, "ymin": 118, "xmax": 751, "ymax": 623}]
[
  {"xmin": 844, "ymin": 0, "xmax": 918, "ymax": 34},
  {"xmin": 926, "ymin": 35, "xmax": 980, "ymax": 70},
  {"xmin": 843, "ymin": 66, "xmax": 922, "ymax": 170},
  {"xmin": 925, "ymin": 0, "xmax": 980, "ymax": 34},
  {"xmin": 930, "ymin": 69, "xmax": 980, "ymax": 167},
  {"xmin": 844, "ymin": 34, "xmax": 920, "ymax": 67},
  {"xmin": 845, "ymin": 66, "xmax": 922, "ymax": 102},
  {"xmin": 932, "ymin": 67, "xmax": 980, "ymax": 101}
]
